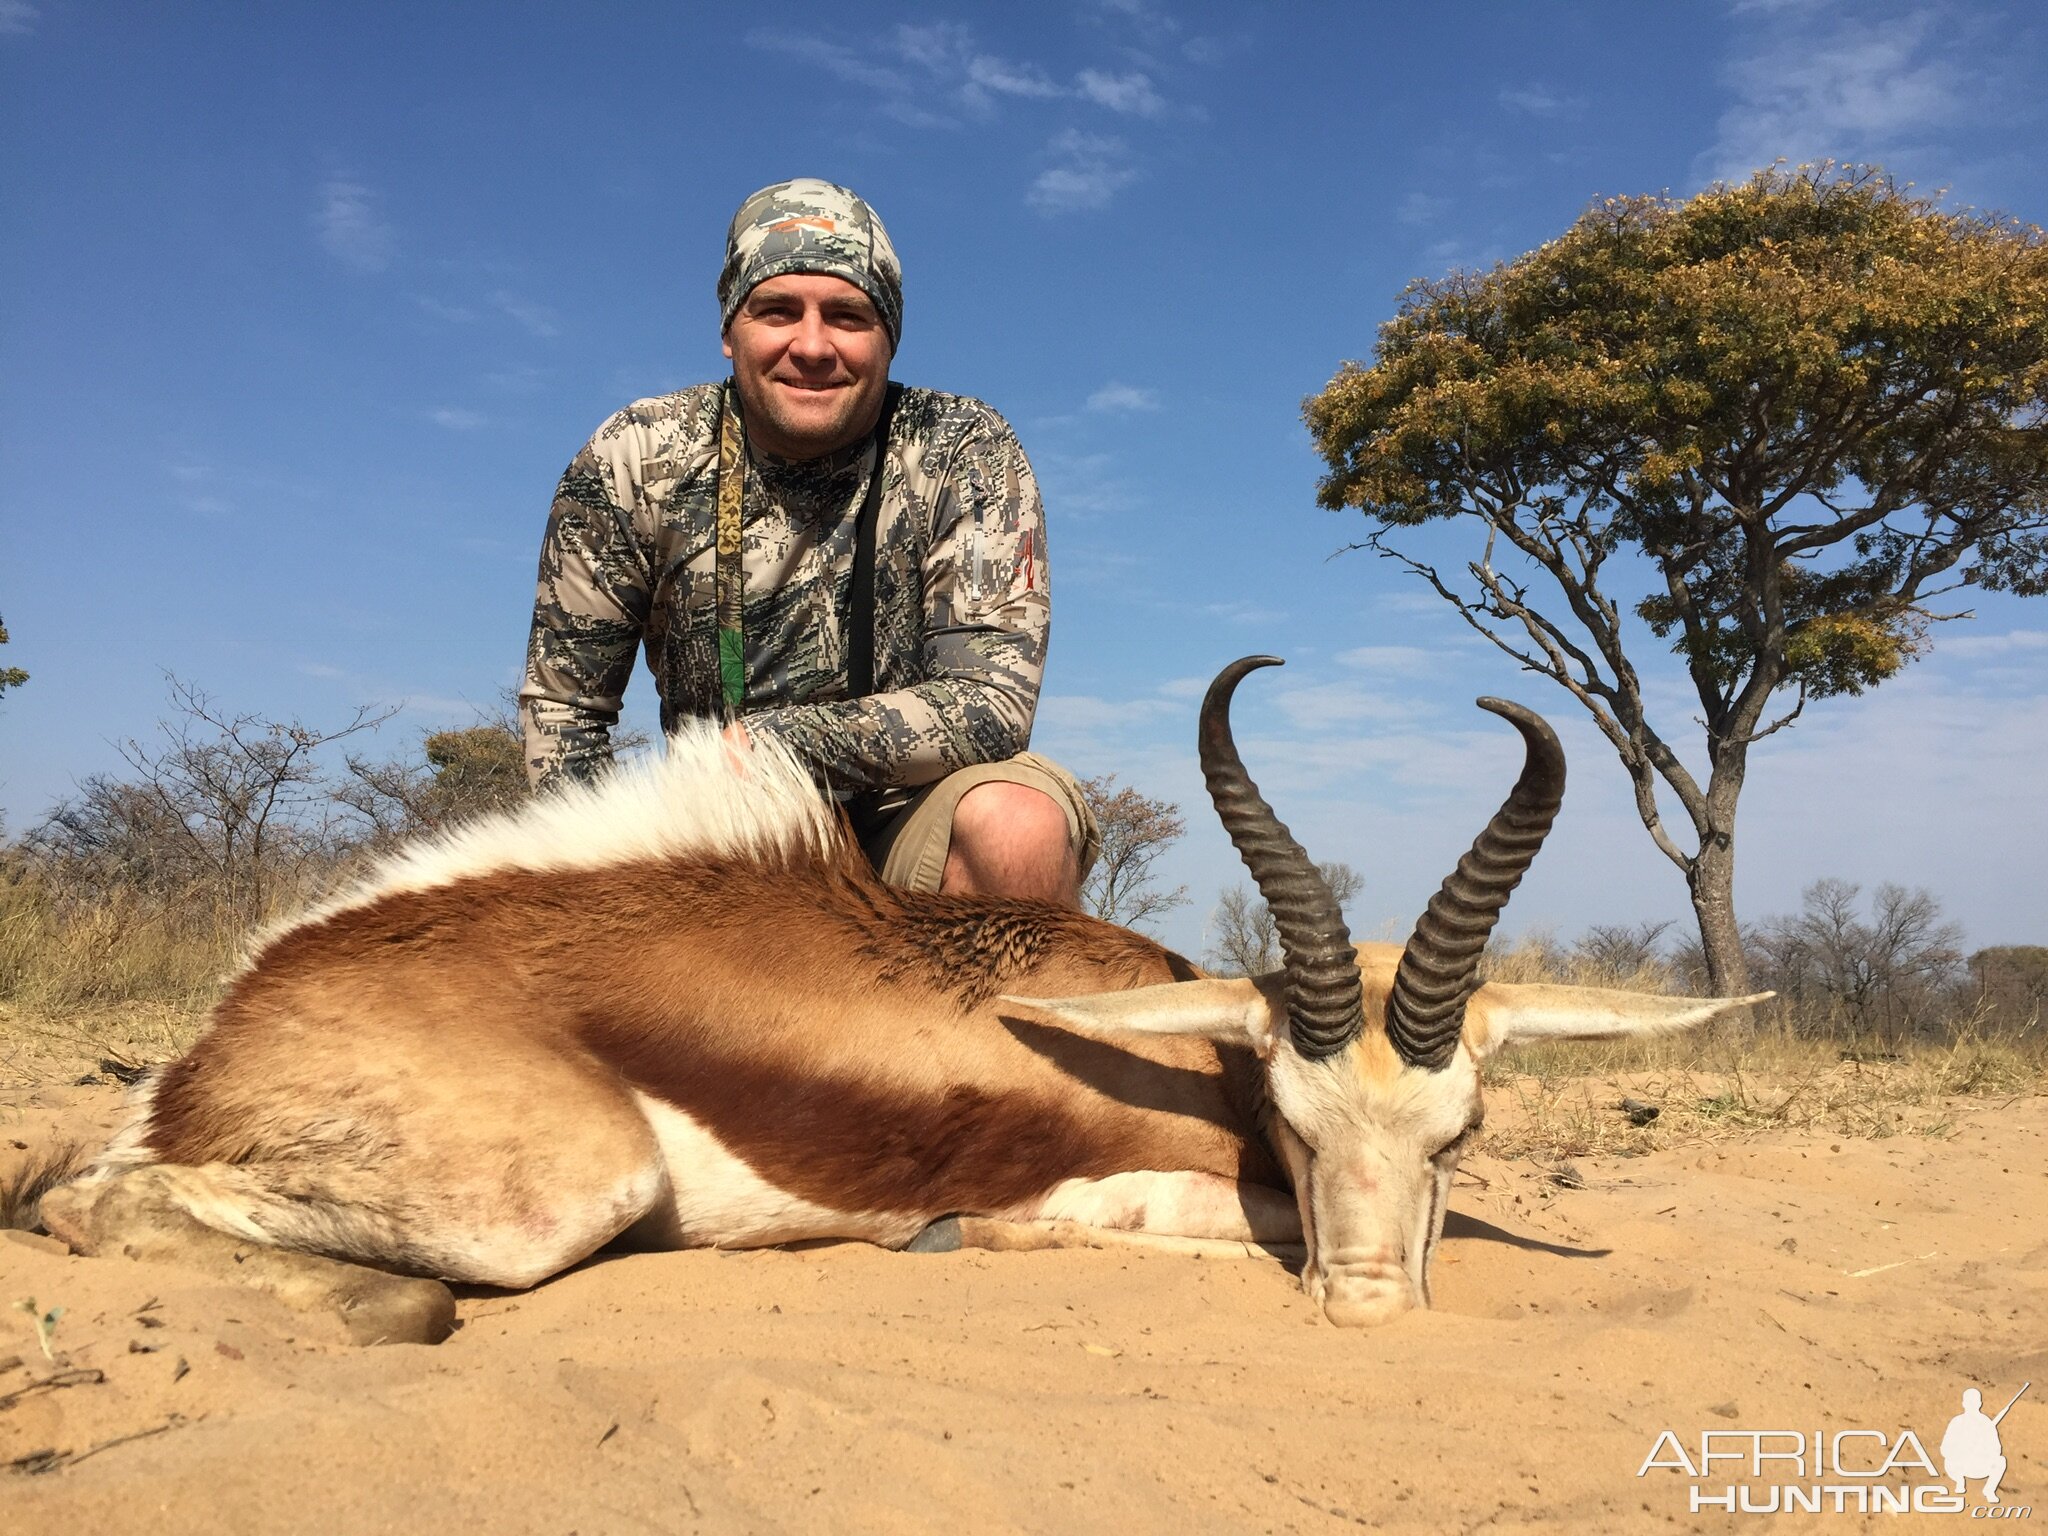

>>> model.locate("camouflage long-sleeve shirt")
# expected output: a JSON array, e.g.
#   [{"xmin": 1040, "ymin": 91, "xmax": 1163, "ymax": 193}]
[{"xmin": 520, "ymin": 382, "xmax": 1050, "ymax": 796}]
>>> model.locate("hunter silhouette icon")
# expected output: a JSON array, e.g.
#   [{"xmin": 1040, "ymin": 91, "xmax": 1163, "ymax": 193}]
[{"xmin": 1943, "ymin": 1383, "xmax": 2030, "ymax": 1504}]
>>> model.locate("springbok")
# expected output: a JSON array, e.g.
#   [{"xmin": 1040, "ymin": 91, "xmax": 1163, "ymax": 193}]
[{"xmin": 39, "ymin": 657, "xmax": 1765, "ymax": 1343}]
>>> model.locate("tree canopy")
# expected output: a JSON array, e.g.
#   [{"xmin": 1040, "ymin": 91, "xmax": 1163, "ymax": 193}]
[
  {"xmin": 1079, "ymin": 773, "xmax": 1188, "ymax": 930},
  {"xmin": 0, "ymin": 613, "xmax": 25, "ymax": 698},
  {"xmin": 1306, "ymin": 165, "xmax": 2048, "ymax": 990}
]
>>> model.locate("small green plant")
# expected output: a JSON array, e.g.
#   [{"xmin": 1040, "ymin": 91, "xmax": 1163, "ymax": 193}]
[{"xmin": 14, "ymin": 1295, "xmax": 62, "ymax": 1361}]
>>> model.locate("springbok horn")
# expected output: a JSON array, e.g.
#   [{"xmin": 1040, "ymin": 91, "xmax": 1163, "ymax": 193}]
[
  {"xmin": 1199, "ymin": 657, "xmax": 1364, "ymax": 1061},
  {"xmin": 1386, "ymin": 698, "xmax": 1566, "ymax": 1071}
]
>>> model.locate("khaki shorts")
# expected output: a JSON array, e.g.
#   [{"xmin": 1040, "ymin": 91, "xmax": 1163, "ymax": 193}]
[{"xmin": 853, "ymin": 752, "xmax": 1101, "ymax": 895}]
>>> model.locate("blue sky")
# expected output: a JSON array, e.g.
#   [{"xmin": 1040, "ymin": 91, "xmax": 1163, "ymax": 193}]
[{"xmin": 4, "ymin": 0, "xmax": 2045, "ymax": 962}]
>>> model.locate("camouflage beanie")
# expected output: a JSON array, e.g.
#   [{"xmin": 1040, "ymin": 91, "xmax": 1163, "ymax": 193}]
[{"xmin": 717, "ymin": 179, "xmax": 903, "ymax": 344}]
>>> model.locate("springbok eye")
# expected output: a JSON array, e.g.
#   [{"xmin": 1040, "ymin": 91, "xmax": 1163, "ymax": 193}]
[{"xmin": 1434, "ymin": 1122, "xmax": 1480, "ymax": 1161}]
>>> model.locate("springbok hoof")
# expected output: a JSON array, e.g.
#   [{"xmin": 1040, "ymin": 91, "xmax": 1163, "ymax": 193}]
[
  {"xmin": 335, "ymin": 1274, "xmax": 457, "ymax": 1346},
  {"xmin": 35, "ymin": 1182, "xmax": 96, "ymax": 1252},
  {"xmin": 904, "ymin": 1216, "xmax": 964, "ymax": 1254}
]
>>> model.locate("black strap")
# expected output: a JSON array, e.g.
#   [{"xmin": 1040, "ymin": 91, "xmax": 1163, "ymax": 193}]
[{"xmin": 846, "ymin": 383, "xmax": 902, "ymax": 700}]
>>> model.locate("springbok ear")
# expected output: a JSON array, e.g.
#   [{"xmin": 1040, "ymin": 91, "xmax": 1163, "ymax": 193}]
[
  {"xmin": 1000, "ymin": 977, "xmax": 1282, "ymax": 1055},
  {"xmin": 1464, "ymin": 982, "xmax": 1774, "ymax": 1061}
]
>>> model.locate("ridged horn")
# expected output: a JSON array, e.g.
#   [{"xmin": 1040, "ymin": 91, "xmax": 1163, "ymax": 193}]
[
  {"xmin": 1199, "ymin": 657, "xmax": 1364, "ymax": 1061},
  {"xmin": 1387, "ymin": 698, "xmax": 1566, "ymax": 1071}
]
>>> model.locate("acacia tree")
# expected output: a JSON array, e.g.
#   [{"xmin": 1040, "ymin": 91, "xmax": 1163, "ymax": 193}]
[
  {"xmin": 0, "ymin": 613, "xmax": 25, "ymax": 697},
  {"xmin": 340, "ymin": 718, "xmax": 530, "ymax": 845},
  {"xmin": 1307, "ymin": 165, "xmax": 2048, "ymax": 992}
]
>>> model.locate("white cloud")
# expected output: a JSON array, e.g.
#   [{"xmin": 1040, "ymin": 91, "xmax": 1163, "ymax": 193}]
[
  {"xmin": 1271, "ymin": 680, "xmax": 1424, "ymax": 731},
  {"xmin": 1396, "ymin": 191, "xmax": 1451, "ymax": 227},
  {"xmin": 414, "ymin": 294, "xmax": 477, "ymax": 323},
  {"xmin": 1497, "ymin": 84, "xmax": 1576, "ymax": 117},
  {"xmin": 0, "ymin": 0, "xmax": 36, "ymax": 36},
  {"xmin": 162, "ymin": 454, "xmax": 232, "ymax": 516},
  {"xmin": 893, "ymin": 22, "xmax": 1060, "ymax": 116},
  {"xmin": 746, "ymin": 28, "xmax": 909, "ymax": 93},
  {"xmin": 1037, "ymin": 693, "xmax": 1184, "ymax": 733},
  {"xmin": 1698, "ymin": 3, "xmax": 1964, "ymax": 184},
  {"xmin": 893, "ymin": 21, "xmax": 973, "ymax": 73},
  {"xmin": 1939, "ymin": 628, "xmax": 2048, "ymax": 658},
  {"xmin": 1077, "ymin": 69, "xmax": 1165, "ymax": 116},
  {"xmin": 965, "ymin": 53, "xmax": 1062, "ymax": 99},
  {"xmin": 1335, "ymin": 644, "xmax": 1440, "ymax": 676},
  {"xmin": 1086, "ymin": 0, "xmax": 1187, "ymax": 52},
  {"xmin": 1086, "ymin": 382, "xmax": 1159, "ymax": 413},
  {"xmin": 744, "ymin": 20, "xmax": 1194, "ymax": 141},
  {"xmin": 491, "ymin": 290, "xmax": 559, "ymax": 338},
  {"xmin": 316, "ymin": 177, "xmax": 395, "ymax": 273},
  {"xmin": 1199, "ymin": 600, "xmax": 1288, "ymax": 626},
  {"xmin": 430, "ymin": 408, "xmax": 487, "ymax": 430},
  {"xmin": 484, "ymin": 364, "xmax": 547, "ymax": 394},
  {"xmin": 1034, "ymin": 448, "xmax": 1141, "ymax": 519},
  {"xmin": 1029, "ymin": 130, "xmax": 1138, "ymax": 214}
]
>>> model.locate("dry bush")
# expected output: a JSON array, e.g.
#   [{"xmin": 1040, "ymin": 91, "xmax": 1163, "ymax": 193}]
[
  {"xmin": 1206, "ymin": 863, "xmax": 1362, "ymax": 977},
  {"xmin": 2, "ymin": 682, "xmax": 531, "ymax": 1058},
  {"xmin": 1474, "ymin": 933, "xmax": 2048, "ymax": 1159},
  {"xmin": 1079, "ymin": 774, "xmax": 1188, "ymax": 931}
]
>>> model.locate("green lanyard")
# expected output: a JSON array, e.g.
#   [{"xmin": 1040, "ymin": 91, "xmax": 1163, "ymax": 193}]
[
  {"xmin": 714, "ymin": 385, "xmax": 747, "ymax": 723},
  {"xmin": 712, "ymin": 382, "xmax": 900, "ymax": 724}
]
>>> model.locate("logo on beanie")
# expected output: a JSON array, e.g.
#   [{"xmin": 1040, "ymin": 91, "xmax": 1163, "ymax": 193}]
[{"xmin": 770, "ymin": 216, "xmax": 837, "ymax": 234}]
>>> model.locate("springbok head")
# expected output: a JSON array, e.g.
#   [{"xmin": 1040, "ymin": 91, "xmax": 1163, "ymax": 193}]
[{"xmin": 1016, "ymin": 656, "xmax": 1767, "ymax": 1326}]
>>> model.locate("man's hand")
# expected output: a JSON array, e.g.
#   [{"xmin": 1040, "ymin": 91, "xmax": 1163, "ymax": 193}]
[{"xmin": 720, "ymin": 719, "xmax": 753, "ymax": 776}]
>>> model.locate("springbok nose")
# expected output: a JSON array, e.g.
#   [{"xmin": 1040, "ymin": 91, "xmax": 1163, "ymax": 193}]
[
  {"xmin": 1317, "ymin": 1259, "xmax": 1419, "ymax": 1327},
  {"xmin": 1321, "ymin": 1287, "xmax": 1416, "ymax": 1328}
]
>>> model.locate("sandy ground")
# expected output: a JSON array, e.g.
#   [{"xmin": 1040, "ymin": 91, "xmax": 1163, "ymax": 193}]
[{"xmin": 1, "ymin": 1080, "xmax": 2042, "ymax": 1535}]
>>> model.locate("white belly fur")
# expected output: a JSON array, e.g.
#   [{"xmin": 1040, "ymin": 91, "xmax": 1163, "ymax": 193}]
[
  {"xmin": 1007, "ymin": 1170, "xmax": 1302, "ymax": 1242},
  {"xmin": 629, "ymin": 1091, "xmax": 928, "ymax": 1250}
]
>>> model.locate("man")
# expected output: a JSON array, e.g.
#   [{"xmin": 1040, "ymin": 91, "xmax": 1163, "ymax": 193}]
[{"xmin": 520, "ymin": 178, "xmax": 1095, "ymax": 903}]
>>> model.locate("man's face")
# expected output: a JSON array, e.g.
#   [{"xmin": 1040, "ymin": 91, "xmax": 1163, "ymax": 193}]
[{"xmin": 722, "ymin": 273, "xmax": 893, "ymax": 460}]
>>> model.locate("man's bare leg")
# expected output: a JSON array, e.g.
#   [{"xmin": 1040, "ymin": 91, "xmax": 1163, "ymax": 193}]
[{"xmin": 941, "ymin": 782, "xmax": 1079, "ymax": 905}]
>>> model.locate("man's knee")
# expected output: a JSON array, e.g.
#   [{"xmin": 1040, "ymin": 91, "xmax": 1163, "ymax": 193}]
[
  {"xmin": 944, "ymin": 782, "xmax": 1080, "ymax": 902},
  {"xmin": 953, "ymin": 781, "xmax": 1070, "ymax": 852}
]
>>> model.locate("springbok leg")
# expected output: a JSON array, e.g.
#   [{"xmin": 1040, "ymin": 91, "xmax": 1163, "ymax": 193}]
[
  {"xmin": 41, "ymin": 1166, "xmax": 456, "ymax": 1345},
  {"xmin": 42, "ymin": 1038, "xmax": 674, "ymax": 1344},
  {"xmin": 908, "ymin": 1171, "xmax": 1304, "ymax": 1261},
  {"xmin": 909, "ymin": 1215, "xmax": 1305, "ymax": 1263}
]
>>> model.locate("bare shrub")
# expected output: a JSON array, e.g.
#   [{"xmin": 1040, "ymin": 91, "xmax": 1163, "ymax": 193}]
[
  {"xmin": 1079, "ymin": 774, "xmax": 1188, "ymax": 931},
  {"xmin": 338, "ymin": 715, "xmax": 529, "ymax": 849},
  {"xmin": 1748, "ymin": 879, "xmax": 1966, "ymax": 1047},
  {"xmin": 1, "ymin": 680, "xmax": 493, "ymax": 1016},
  {"xmin": 1970, "ymin": 946, "xmax": 2048, "ymax": 1030},
  {"xmin": 30, "ymin": 676, "xmax": 391, "ymax": 923},
  {"xmin": 1205, "ymin": 862, "xmax": 1360, "ymax": 977}
]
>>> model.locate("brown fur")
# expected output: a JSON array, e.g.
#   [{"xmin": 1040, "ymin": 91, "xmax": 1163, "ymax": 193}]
[{"xmin": 143, "ymin": 833, "xmax": 1285, "ymax": 1227}]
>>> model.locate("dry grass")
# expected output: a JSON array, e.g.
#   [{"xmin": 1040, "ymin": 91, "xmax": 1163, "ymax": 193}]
[
  {"xmin": 2, "ymin": 904, "xmax": 2043, "ymax": 1155},
  {"xmin": 0, "ymin": 872, "xmax": 261, "ymax": 1015},
  {"xmin": 0, "ymin": 1000, "xmax": 210, "ymax": 1089},
  {"xmin": 0, "ymin": 862, "xmax": 323, "ymax": 1086},
  {"xmin": 1476, "ymin": 936, "xmax": 2048, "ymax": 1158}
]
